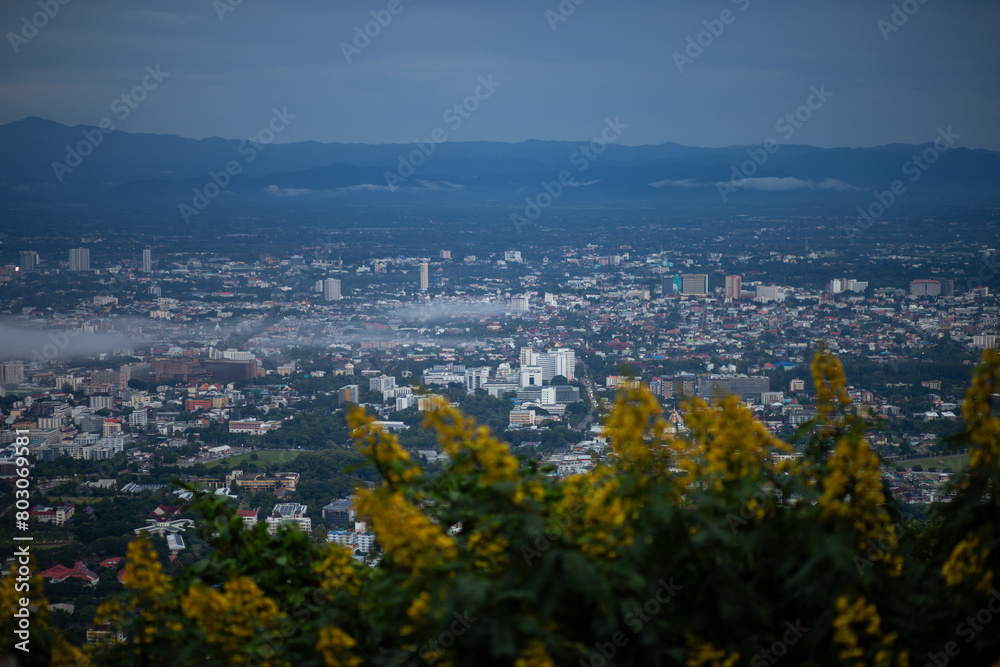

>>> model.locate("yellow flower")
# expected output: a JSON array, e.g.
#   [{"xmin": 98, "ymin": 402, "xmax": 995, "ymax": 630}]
[
  {"xmin": 317, "ymin": 626, "xmax": 363, "ymax": 667},
  {"xmin": 515, "ymin": 639, "xmax": 556, "ymax": 667},
  {"xmin": 316, "ymin": 543, "xmax": 360, "ymax": 595},
  {"xmin": 355, "ymin": 487, "xmax": 457, "ymax": 574},
  {"xmin": 182, "ymin": 577, "xmax": 285, "ymax": 662},
  {"xmin": 123, "ymin": 536, "xmax": 172, "ymax": 599},
  {"xmin": 942, "ymin": 532, "xmax": 994, "ymax": 593}
]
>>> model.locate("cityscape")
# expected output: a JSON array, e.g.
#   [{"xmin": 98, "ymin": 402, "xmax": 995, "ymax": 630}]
[{"xmin": 1, "ymin": 1, "xmax": 999, "ymax": 665}]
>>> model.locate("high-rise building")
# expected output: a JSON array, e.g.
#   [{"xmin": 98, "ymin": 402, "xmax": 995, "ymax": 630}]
[
  {"xmin": 680, "ymin": 274, "xmax": 708, "ymax": 296},
  {"xmin": 440, "ymin": 250, "xmax": 451, "ymax": 259},
  {"xmin": 338, "ymin": 385, "xmax": 360, "ymax": 405},
  {"xmin": 724, "ymin": 275, "xmax": 742, "ymax": 299},
  {"xmin": 324, "ymin": 278, "xmax": 342, "ymax": 300},
  {"xmin": 419, "ymin": 262, "xmax": 429, "ymax": 291},
  {"xmin": 755, "ymin": 285, "xmax": 786, "ymax": 303},
  {"xmin": 910, "ymin": 280, "xmax": 942, "ymax": 297},
  {"xmin": 142, "ymin": 247, "xmax": 152, "ymax": 273},
  {"xmin": 942, "ymin": 279, "xmax": 955, "ymax": 297},
  {"xmin": 519, "ymin": 347, "xmax": 536, "ymax": 367},
  {"xmin": 0, "ymin": 361, "xmax": 25, "ymax": 385},
  {"xmin": 19, "ymin": 251, "xmax": 39, "ymax": 273},
  {"xmin": 68, "ymin": 247, "xmax": 90, "ymax": 272},
  {"xmin": 510, "ymin": 295, "xmax": 530, "ymax": 312}
]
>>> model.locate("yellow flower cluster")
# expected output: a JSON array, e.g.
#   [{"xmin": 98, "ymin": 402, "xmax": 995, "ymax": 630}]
[
  {"xmin": 818, "ymin": 432, "xmax": 896, "ymax": 550},
  {"xmin": 123, "ymin": 536, "xmax": 172, "ymax": 599},
  {"xmin": 685, "ymin": 635, "xmax": 739, "ymax": 667},
  {"xmin": 423, "ymin": 398, "xmax": 521, "ymax": 488},
  {"xmin": 181, "ymin": 578, "xmax": 285, "ymax": 662},
  {"xmin": 348, "ymin": 406, "xmax": 422, "ymax": 488},
  {"xmin": 554, "ymin": 467, "xmax": 634, "ymax": 558},
  {"xmin": 674, "ymin": 394, "xmax": 789, "ymax": 495},
  {"xmin": 941, "ymin": 532, "xmax": 994, "ymax": 593},
  {"xmin": 355, "ymin": 487, "xmax": 457, "ymax": 574},
  {"xmin": 316, "ymin": 543, "xmax": 360, "ymax": 595},
  {"xmin": 961, "ymin": 349, "xmax": 1000, "ymax": 476},
  {"xmin": 812, "ymin": 345, "xmax": 853, "ymax": 423},
  {"xmin": 832, "ymin": 594, "xmax": 904, "ymax": 666},
  {"xmin": 514, "ymin": 639, "xmax": 556, "ymax": 667},
  {"xmin": 603, "ymin": 385, "xmax": 670, "ymax": 476},
  {"xmin": 466, "ymin": 529, "xmax": 510, "ymax": 570},
  {"xmin": 316, "ymin": 626, "xmax": 362, "ymax": 667}
]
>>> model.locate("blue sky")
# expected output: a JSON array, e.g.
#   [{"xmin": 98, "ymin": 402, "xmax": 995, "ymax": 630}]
[{"xmin": 1, "ymin": 0, "xmax": 998, "ymax": 148}]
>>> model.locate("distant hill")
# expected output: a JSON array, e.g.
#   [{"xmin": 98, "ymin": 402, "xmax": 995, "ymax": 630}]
[{"xmin": 1, "ymin": 116, "xmax": 998, "ymax": 208}]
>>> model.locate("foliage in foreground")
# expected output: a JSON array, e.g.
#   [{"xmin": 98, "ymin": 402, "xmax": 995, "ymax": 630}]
[{"xmin": 3, "ymin": 346, "xmax": 1000, "ymax": 666}]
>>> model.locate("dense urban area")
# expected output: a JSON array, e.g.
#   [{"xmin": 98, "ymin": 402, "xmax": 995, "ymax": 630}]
[{"xmin": 1, "ymin": 209, "xmax": 997, "ymax": 645}]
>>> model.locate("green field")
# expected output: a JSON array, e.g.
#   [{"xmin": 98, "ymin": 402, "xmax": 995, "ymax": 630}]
[
  {"xmin": 896, "ymin": 453, "xmax": 969, "ymax": 472},
  {"xmin": 209, "ymin": 449, "xmax": 301, "ymax": 470}
]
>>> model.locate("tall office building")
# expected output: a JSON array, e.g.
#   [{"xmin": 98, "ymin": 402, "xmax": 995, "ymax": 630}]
[
  {"xmin": 323, "ymin": 278, "xmax": 342, "ymax": 301},
  {"xmin": 19, "ymin": 250, "xmax": 39, "ymax": 273},
  {"xmin": 519, "ymin": 347, "xmax": 536, "ymax": 367},
  {"xmin": 419, "ymin": 262, "xmax": 429, "ymax": 291},
  {"xmin": 755, "ymin": 285, "xmax": 786, "ymax": 303},
  {"xmin": 0, "ymin": 361, "xmax": 25, "ymax": 385},
  {"xmin": 680, "ymin": 274, "xmax": 709, "ymax": 296},
  {"xmin": 942, "ymin": 279, "xmax": 955, "ymax": 297},
  {"xmin": 724, "ymin": 275, "xmax": 742, "ymax": 299},
  {"xmin": 910, "ymin": 280, "xmax": 942, "ymax": 297},
  {"xmin": 338, "ymin": 385, "xmax": 360, "ymax": 405},
  {"xmin": 142, "ymin": 247, "xmax": 152, "ymax": 273},
  {"xmin": 68, "ymin": 247, "xmax": 90, "ymax": 272}
]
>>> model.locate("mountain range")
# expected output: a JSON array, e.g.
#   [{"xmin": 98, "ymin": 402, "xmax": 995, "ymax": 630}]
[{"xmin": 2, "ymin": 117, "xmax": 998, "ymax": 209}]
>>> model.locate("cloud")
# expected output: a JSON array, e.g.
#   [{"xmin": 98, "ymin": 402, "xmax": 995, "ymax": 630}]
[
  {"xmin": 265, "ymin": 185, "xmax": 312, "ymax": 196},
  {"xmin": 417, "ymin": 180, "xmax": 464, "ymax": 191},
  {"xmin": 650, "ymin": 179, "xmax": 701, "ymax": 189},
  {"xmin": 717, "ymin": 177, "xmax": 859, "ymax": 192},
  {"xmin": 335, "ymin": 183, "xmax": 397, "ymax": 193}
]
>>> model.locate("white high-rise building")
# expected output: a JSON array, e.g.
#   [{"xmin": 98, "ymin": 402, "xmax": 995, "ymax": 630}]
[
  {"xmin": 755, "ymin": 285, "xmax": 786, "ymax": 303},
  {"xmin": 510, "ymin": 295, "xmax": 529, "ymax": 312},
  {"xmin": 520, "ymin": 366, "xmax": 543, "ymax": 388},
  {"xmin": 142, "ymin": 247, "xmax": 152, "ymax": 273},
  {"xmin": 19, "ymin": 251, "xmax": 39, "ymax": 273},
  {"xmin": 68, "ymin": 247, "xmax": 90, "ymax": 272},
  {"xmin": 419, "ymin": 262, "xmax": 429, "ymax": 291},
  {"xmin": 324, "ymin": 278, "xmax": 342, "ymax": 300}
]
